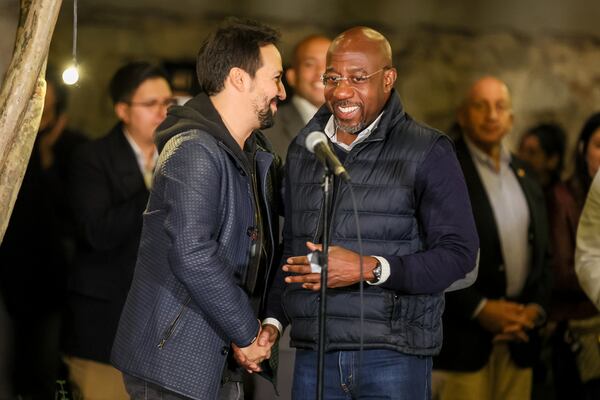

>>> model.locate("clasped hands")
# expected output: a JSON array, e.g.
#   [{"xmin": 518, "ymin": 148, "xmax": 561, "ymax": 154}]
[
  {"xmin": 476, "ymin": 299, "xmax": 542, "ymax": 343},
  {"xmin": 231, "ymin": 324, "xmax": 278, "ymax": 373},
  {"xmin": 233, "ymin": 241, "xmax": 376, "ymax": 372},
  {"xmin": 283, "ymin": 241, "xmax": 378, "ymax": 291}
]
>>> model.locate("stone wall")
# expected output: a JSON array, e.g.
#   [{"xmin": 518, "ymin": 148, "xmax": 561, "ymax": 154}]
[
  {"xmin": 47, "ymin": 9, "xmax": 333, "ymax": 139},
  {"xmin": 46, "ymin": 4, "xmax": 600, "ymax": 173},
  {"xmin": 391, "ymin": 27, "xmax": 600, "ymax": 168}
]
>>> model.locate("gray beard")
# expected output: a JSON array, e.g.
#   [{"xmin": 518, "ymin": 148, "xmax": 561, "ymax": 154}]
[{"xmin": 334, "ymin": 118, "xmax": 365, "ymax": 135}]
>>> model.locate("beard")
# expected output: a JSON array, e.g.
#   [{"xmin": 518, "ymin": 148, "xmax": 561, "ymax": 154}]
[
  {"xmin": 334, "ymin": 118, "xmax": 365, "ymax": 135},
  {"xmin": 258, "ymin": 104, "xmax": 275, "ymax": 129},
  {"xmin": 331, "ymin": 100, "xmax": 365, "ymax": 134},
  {"xmin": 255, "ymin": 97, "xmax": 276, "ymax": 129}
]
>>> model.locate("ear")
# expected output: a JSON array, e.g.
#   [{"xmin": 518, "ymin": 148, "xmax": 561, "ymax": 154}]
[
  {"xmin": 114, "ymin": 102, "xmax": 130, "ymax": 124},
  {"xmin": 286, "ymin": 68, "xmax": 297, "ymax": 89},
  {"xmin": 228, "ymin": 67, "xmax": 249, "ymax": 92},
  {"xmin": 383, "ymin": 68, "xmax": 397, "ymax": 93}
]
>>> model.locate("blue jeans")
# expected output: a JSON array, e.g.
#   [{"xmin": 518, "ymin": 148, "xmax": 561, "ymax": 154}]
[{"xmin": 292, "ymin": 349, "xmax": 431, "ymax": 399}]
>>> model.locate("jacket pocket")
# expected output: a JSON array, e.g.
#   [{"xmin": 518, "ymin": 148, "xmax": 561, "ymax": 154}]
[{"xmin": 157, "ymin": 296, "xmax": 191, "ymax": 349}]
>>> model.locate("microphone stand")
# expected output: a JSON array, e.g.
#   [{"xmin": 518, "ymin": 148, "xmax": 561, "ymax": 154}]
[{"xmin": 317, "ymin": 167, "xmax": 333, "ymax": 400}]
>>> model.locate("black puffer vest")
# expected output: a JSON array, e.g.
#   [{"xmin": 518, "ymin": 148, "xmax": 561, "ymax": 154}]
[{"xmin": 282, "ymin": 90, "xmax": 447, "ymax": 355}]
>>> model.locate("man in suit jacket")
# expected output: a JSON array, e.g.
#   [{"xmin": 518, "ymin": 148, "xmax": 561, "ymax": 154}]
[
  {"xmin": 433, "ymin": 76, "xmax": 551, "ymax": 400},
  {"xmin": 263, "ymin": 34, "xmax": 330, "ymax": 160},
  {"xmin": 64, "ymin": 62, "xmax": 174, "ymax": 399}
]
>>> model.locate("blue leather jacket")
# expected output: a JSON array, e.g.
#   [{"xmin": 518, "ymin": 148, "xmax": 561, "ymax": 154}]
[{"xmin": 111, "ymin": 93, "xmax": 281, "ymax": 399}]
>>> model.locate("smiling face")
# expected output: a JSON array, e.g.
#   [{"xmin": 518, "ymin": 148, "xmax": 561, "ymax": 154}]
[
  {"xmin": 324, "ymin": 28, "xmax": 396, "ymax": 141},
  {"xmin": 286, "ymin": 36, "xmax": 331, "ymax": 107},
  {"xmin": 459, "ymin": 77, "xmax": 513, "ymax": 153},
  {"xmin": 249, "ymin": 44, "xmax": 286, "ymax": 129}
]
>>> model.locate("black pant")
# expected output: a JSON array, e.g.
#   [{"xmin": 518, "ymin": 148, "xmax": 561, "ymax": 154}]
[
  {"xmin": 552, "ymin": 321, "xmax": 600, "ymax": 400},
  {"xmin": 9, "ymin": 311, "xmax": 61, "ymax": 399}
]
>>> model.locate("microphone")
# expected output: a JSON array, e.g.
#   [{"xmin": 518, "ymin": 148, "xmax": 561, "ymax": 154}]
[{"xmin": 305, "ymin": 131, "xmax": 350, "ymax": 182}]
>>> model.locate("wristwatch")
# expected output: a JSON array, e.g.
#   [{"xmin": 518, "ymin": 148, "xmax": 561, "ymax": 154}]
[{"xmin": 370, "ymin": 260, "xmax": 382, "ymax": 283}]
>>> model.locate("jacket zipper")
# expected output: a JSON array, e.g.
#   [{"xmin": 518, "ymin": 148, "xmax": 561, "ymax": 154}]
[
  {"xmin": 311, "ymin": 138, "xmax": 355, "ymax": 242},
  {"xmin": 327, "ymin": 177, "xmax": 343, "ymax": 243},
  {"xmin": 247, "ymin": 150, "xmax": 265, "ymax": 294},
  {"xmin": 216, "ymin": 141, "xmax": 261, "ymax": 292},
  {"xmin": 321, "ymin": 141, "xmax": 369, "ymax": 241},
  {"xmin": 157, "ymin": 296, "xmax": 191, "ymax": 349},
  {"xmin": 312, "ymin": 173, "xmax": 343, "ymax": 244},
  {"xmin": 257, "ymin": 154, "xmax": 276, "ymax": 311}
]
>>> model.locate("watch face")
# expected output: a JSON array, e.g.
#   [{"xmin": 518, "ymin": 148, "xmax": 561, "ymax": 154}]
[{"xmin": 373, "ymin": 264, "xmax": 382, "ymax": 280}]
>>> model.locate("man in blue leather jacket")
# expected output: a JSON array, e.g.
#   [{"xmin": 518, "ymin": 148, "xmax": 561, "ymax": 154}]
[{"xmin": 111, "ymin": 19, "xmax": 286, "ymax": 400}]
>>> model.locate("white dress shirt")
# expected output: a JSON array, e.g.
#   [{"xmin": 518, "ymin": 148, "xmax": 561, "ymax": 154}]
[
  {"xmin": 123, "ymin": 129, "xmax": 158, "ymax": 189},
  {"xmin": 464, "ymin": 136, "xmax": 531, "ymax": 298}
]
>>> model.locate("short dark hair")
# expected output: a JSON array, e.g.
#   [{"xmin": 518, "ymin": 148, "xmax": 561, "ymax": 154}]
[
  {"xmin": 521, "ymin": 123, "xmax": 567, "ymax": 184},
  {"xmin": 109, "ymin": 61, "xmax": 170, "ymax": 104},
  {"xmin": 196, "ymin": 18, "xmax": 280, "ymax": 96},
  {"xmin": 571, "ymin": 111, "xmax": 600, "ymax": 203}
]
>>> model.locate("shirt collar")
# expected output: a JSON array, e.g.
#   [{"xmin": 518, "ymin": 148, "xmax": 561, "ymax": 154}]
[
  {"xmin": 122, "ymin": 128, "xmax": 158, "ymax": 173},
  {"xmin": 463, "ymin": 134, "xmax": 511, "ymax": 171},
  {"xmin": 323, "ymin": 112, "xmax": 384, "ymax": 151}
]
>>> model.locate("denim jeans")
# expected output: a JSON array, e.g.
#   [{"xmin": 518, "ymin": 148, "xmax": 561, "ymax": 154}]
[
  {"xmin": 123, "ymin": 373, "xmax": 244, "ymax": 400},
  {"xmin": 292, "ymin": 349, "xmax": 431, "ymax": 399}
]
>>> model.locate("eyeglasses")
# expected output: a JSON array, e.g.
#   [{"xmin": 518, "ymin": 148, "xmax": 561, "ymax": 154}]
[
  {"xmin": 321, "ymin": 67, "xmax": 391, "ymax": 87},
  {"xmin": 469, "ymin": 101, "xmax": 511, "ymax": 115},
  {"xmin": 127, "ymin": 98, "xmax": 178, "ymax": 110}
]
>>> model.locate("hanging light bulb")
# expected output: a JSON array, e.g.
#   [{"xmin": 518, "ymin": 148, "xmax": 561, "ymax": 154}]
[
  {"xmin": 62, "ymin": 64, "xmax": 79, "ymax": 85},
  {"xmin": 62, "ymin": 0, "xmax": 79, "ymax": 85}
]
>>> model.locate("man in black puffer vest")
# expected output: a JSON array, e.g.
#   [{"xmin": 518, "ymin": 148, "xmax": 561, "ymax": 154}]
[{"xmin": 261, "ymin": 26, "xmax": 480, "ymax": 399}]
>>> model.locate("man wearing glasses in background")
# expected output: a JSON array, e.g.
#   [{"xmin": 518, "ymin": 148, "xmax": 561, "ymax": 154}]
[
  {"xmin": 64, "ymin": 62, "xmax": 174, "ymax": 399},
  {"xmin": 261, "ymin": 26, "xmax": 479, "ymax": 399}
]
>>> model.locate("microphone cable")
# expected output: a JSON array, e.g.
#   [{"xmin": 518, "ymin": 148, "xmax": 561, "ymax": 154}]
[
  {"xmin": 347, "ymin": 181, "xmax": 365, "ymax": 397},
  {"xmin": 309, "ymin": 131, "xmax": 366, "ymax": 395}
]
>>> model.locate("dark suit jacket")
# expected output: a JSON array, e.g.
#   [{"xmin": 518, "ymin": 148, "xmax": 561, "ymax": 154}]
[
  {"xmin": 434, "ymin": 137, "xmax": 551, "ymax": 371},
  {"xmin": 262, "ymin": 100, "xmax": 305, "ymax": 160},
  {"xmin": 64, "ymin": 124, "xmax": 149, "ymax": 363},
  {"xmin": 0, "ymin": 129, "xmax": 87, "ymax": 316}
]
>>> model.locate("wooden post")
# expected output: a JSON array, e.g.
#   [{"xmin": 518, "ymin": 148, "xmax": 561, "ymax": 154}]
[{"xmin": 0, "ymin": 0, "xmax": 62, "ymax": 242}]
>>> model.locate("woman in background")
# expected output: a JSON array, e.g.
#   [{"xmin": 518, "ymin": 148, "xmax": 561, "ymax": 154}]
[{"xmin": 519, "ymin": 114, "xmax": 600, "ymax": 400}]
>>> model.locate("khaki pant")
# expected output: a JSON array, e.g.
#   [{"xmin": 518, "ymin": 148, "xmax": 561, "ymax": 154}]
[
  {"xmin": 433, "ymin": 343, "xmax": 532, "ymax": 400},
  {"xmin": 64, "ymin": 356, "xmax": 129, "ymax": 400}
]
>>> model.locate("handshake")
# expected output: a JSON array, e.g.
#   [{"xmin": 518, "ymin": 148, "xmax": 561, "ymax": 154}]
[{"xmin": 231, "ymin": 323, "xmax": 279, "ymax": 373}]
